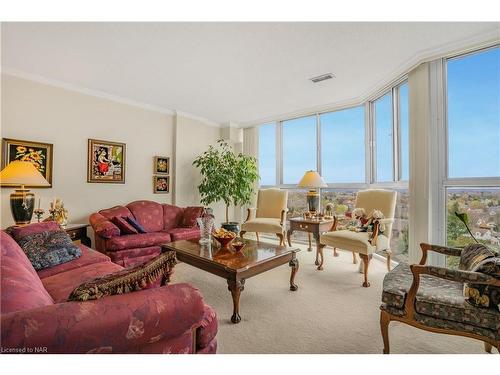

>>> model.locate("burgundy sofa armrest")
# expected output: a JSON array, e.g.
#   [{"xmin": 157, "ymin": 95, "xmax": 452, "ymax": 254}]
[
  {"xmin": 89, "ymin": 212, "xmax": 120, "ymax": 239},
  {"xmin": 1, "ymin": 284, "xmax": 206, "ymax": 354}
]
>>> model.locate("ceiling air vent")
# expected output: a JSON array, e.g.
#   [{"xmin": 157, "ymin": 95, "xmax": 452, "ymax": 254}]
[{"xmin": 310, "ymin": 73, "xmax": 335, "ymax": 83}]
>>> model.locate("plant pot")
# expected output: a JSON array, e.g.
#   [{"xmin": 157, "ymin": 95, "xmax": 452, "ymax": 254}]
[{"xmin": 221, "ymin": 222, "xmax": 240, "ymax": 235}]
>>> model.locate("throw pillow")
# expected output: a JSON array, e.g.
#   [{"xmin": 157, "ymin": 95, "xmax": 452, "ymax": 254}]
[
  {"xmin": 464, "ymin": 256, "xmax": 500, "ymax": 310},
  {"xmin": 16, "ymin": 229, "xmax": 82, "ymax": 271},
  {"xmin": 458, "ymin": 243, "xmax": 495, "ymax": 271},
  {"xmin": 125, "ymin": 216, "xmax": 147, "ymax": 233},
  {"xmin": 181, "ymin": 206, "xmax": 204, "ymax": 227},
  {"xmin": 111, "ymin": 216, "xmax": 138, "ymax": 235},
  {"xmin": 67, "ymin": 251, "xmax": 177, "ymax": 301}
]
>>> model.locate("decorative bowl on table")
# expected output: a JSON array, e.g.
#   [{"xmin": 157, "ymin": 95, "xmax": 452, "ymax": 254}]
[
  {"xmin": 212, "ymin": 228, "xmax": 236, "ymax": 249},
  {"xmin": 231, "ymin": 240, "xmax": 246, "ymax": 252}
]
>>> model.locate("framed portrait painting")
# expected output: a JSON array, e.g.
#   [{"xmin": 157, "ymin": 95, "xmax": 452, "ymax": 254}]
[
  {"xmin": 154, "ymin": 156, "xmax": 170, "ymax": 175},
  {"xmin": 1, "ymin": 138, "xmax": 53, "ymax": 187},
  {"xmin": 87, "ymin": 139, "xmax": 126, "ymax": 183},
  {"xmin": 153, "ymin": 175, "xmax": 169, "ymax": 194}
]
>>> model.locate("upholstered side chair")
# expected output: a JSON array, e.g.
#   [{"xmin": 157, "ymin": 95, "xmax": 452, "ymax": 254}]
[
  {"xmin": 240, "ymin": 188, "xmax": 288, "ymax": 246},
  {"xmin": 319, "ymin": 189, "xmax": 397, "ymax": 287}
]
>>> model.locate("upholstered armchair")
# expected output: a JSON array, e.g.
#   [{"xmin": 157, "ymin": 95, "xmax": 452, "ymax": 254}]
[
  {"xmin": 240, "ymin": 188, "xmax": 288, "ymax": 246},
  {"xmin": 319, "ymin": 189, "xmax": 397, "ymax": 287},
  {"xmin": 380, "ymin": 243, "xmax": 499, "ymax": 354}
]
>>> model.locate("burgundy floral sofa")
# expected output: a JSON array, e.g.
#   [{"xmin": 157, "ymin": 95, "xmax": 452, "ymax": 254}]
[
  {"xmin": 89, "ymin": 200, "xmax": 203, "ymax": 267},
  {"xmin": 0, "ymin": 230, "xmax": 217, "ymax": 354}
]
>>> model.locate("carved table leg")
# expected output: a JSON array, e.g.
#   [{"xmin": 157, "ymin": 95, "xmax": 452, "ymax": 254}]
[
  {"xmin": 333, "ymin": 247, "xmax": 339, "ymax": 257},
  {"xmin": 227, "ymin": 279, "xmax": 245, "ymax": 324},
  {"xmin": 317, "ymin": 243, "xmax": 325, "ymax": 270},
  {"xmin": 352, "ymin": 252, "xmax": 358, "ymax": 264},
  {"xmin": 289, "ymin": 258, "xmax": 299, "ymax": 291},
  {"xmin": 314, "ymin": 233, "xmax": 321, "ymax": 266},
  {"xmin": 307, "ymin": 232, "xmax": 312, "ymax": 251},
  {"xmin": 287, "ymin": 229, "xmax": 293, "ymax": 247}
]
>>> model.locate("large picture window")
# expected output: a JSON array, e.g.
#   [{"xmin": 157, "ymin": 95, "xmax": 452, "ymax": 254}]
[
  {"xmin": 444, "ymin": 46, "xmax": 500, "ymax": 267},
  {"xmin": 374, "ymin": 92, "xmax": 394, "ymax": 182},
  {"xmin": 282, "ymin": 115, "xmax": 317, "ymax": 184},
  {"xmin": 258, "ymin": 123, "xmax": 276, "ymax": 186},
  {"xmin": 320, "ymin": 106, "xmax": 365, "ymax": 183},
  {"xmin": 447, "ymin": 47, "xmax": 500, "ymax": 179}
]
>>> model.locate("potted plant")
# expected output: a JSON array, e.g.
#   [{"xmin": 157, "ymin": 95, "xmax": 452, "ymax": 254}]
[{"xmin": 193, "ymin": 139, "xmax": 259, "ymax": 233}]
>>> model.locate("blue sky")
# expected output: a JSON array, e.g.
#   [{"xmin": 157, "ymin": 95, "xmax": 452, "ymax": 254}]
[
  {"xmin": 259, "ymin": 46, "xmax": 499, "ymax": 185},
  {"xmin": 447, "ymin": 47, "xmax": 500, "ymax": 178}
]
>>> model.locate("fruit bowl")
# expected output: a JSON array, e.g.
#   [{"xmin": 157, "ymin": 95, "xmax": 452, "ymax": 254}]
[{"xmin": 212, "ymin": 228, "xmax": 236, "ymax": 249}]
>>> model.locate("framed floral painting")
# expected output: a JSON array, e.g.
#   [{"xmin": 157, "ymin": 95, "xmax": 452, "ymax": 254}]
[
  {"xmin": 1, "ymin": 138, "xmax": 53, "ymax": 187},
  {"xmin": 87, "ymin": 139, "xmax": 126, "ymax": 183},
  {"xmin": 153, "ymin": 175, "xmax": 169, "ymax": 194},
  {"xmin": 154, "ymin": 156, "xmax": 170, "ymax": 175}
]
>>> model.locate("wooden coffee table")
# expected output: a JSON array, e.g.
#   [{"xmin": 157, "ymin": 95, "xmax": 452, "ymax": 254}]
[{"xmin": 161, "ymin": 238, "xmax": 300, "ymax": 324}]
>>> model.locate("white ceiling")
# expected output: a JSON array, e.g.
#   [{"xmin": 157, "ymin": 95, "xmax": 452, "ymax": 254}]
[{"xmin": 2, "ymin": 22, "xmax": 499, "ymax": 125}]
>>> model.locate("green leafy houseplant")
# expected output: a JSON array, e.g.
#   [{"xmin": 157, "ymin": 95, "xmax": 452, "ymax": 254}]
[{"xmin": 193, "ymin": 139, "xmax": 259, "ymax": 224}]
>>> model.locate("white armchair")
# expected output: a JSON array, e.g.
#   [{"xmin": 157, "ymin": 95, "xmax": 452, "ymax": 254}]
[
  {"xmin": 240, "ymin": 188, "xmax": 288, "ymax": 246},
  {"xmin": 319, "ymin": 189, "xmax": 397, "ymax": 287}
]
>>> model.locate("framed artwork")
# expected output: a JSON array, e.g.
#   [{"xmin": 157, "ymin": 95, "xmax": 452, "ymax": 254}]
[
  {"xmin": 1, "ymin": 138, "xmax": 53, "ymax": 188},
  {"xmin": 154, "ymin": 156, "xmax": 170, "ymax": 175},
  {"xmin": 87, "ymin": 139, "xmax": 126, "ymax": 183},
  {"xmin": 153, "ymin": 175, "xmax": 169, "ymax": 194}
]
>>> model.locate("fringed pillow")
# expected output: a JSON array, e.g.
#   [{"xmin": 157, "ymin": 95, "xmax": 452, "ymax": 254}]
[
  {"xmin": 67, "ymin": 251, "xmax": 177, "ymax": 302},
  {"xmin": 464, "ymin": 255, "xmax": 500, "ymax": 311}
]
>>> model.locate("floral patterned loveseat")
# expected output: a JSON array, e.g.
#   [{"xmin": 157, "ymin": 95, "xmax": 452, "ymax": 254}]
[{"xmin": 0, "ymin": 230, "xmax": 217, "ymax": 354}]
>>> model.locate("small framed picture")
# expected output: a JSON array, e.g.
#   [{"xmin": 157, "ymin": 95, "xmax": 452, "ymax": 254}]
[
  {"xmin": 87, "ymin": 139, "xmax": 126, "ymax": 183},
  {"xmin": 154, "ymin": 156, "xmax": 170, "ymax": 175},
  {"xmin": 153, "ymin": 175, "xmax": 169, "ymax": 194},
  {"xmin": 2, "ymin": 138, "xmax": 53, "ymax": 187}
]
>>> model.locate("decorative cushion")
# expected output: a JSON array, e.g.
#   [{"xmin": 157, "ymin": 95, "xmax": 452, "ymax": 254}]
[
  {"xmin": 13, "ymin": 224, "xmax": 82, "ymax": 271},
  {"xmin": 67, "ymin": 251, "xmax": 177, "ymax": 301},
  {"xmin": 382, "ymin": 263, "xmax": 499, "ymax": 331},
  {"xmin": 104, "ymin": 232, "xmax": 171, "ymax": 251},
  {"xmin": 126, "ymin": 216, "xmax": 147, "ymax": 234},
  {"xmin": 180, "ymin": 206, "xmax": 204, "ymax": 227},
  {"xmin": 37, "ymin": 245, "xmax": 111, "ymax": 279},
  {"xmin": 464, "ymin": 256, "xmax": 500, "ymax": 310},
  {"xmin": 89, "ymin": 212, "xmax": 120, "ymax": 239},
  {"xmin": 112, "ymin": 216, "xmax": 138, "ymax": 235},
  {"xmin": 458, "ymin": 243, "xmax": 496, "ymax": 271}
]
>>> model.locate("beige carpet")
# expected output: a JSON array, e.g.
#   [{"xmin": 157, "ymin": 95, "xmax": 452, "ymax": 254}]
[{"xmin": 172, "ymin": 239, "xmax": 487, "ymax": 354}]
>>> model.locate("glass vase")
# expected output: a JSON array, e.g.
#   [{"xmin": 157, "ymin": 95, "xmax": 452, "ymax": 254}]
[{"xmin": 197, "ymin": 209, "xmax": 214, "ymax": 245}]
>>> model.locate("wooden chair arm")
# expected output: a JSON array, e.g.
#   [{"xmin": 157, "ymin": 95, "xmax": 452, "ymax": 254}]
[
  {"xmin": 419, "ymin": 243, "xmax": 463, "ymax": 265},
  {"xmin": 244, "ymin": 208, "xmax": 257, "ymax": 223},
  {"xmin": 403, "ymin": 264, "xmax": 500, "ymax": 317},
  {"xmin": 280, "ymin": 209, "xmax": 288, "ymax": 226},
  {"xmin": 368, "ymin": 220, "xmax": 382, "ymax": 246}
]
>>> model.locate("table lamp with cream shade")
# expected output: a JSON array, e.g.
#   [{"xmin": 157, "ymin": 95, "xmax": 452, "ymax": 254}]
[
  {"xmin": 297, "ymin": 170, "xmax": 327, "ymax": 214},
  {"xmin": 0, "ymin": 160, "xmax": 50, "ymax": 225}
]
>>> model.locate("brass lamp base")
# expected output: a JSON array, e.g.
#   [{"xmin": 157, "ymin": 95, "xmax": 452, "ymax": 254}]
[
  {"xmin": 10, "ymin": 187, "xmax": 35, "ymax": 225},
  {"xmin": 306, "ymin": 189, "xmax": 319, "ymax": 214}
]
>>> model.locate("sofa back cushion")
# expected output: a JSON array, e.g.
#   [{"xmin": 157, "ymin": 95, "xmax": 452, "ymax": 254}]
[
  {"xmin": 127, "ymin": 200, "xmax": 164, "ymax": 233},
  {"xmin": 1, "ymin": 231, "xmax": 54, "ymax": 314},
  {"xmin": 162, "ymin": 204, "xmax": 185, "ymax": 231}
]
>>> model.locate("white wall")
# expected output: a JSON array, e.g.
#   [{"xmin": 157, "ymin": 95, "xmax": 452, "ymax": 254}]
[
  {"xmin": 173, "ymin": 113, "xmax": 226, "ymax": 225},
  {"xmin": 1, "ymin": 74, "xmax": 175, "ymax": 228}
]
